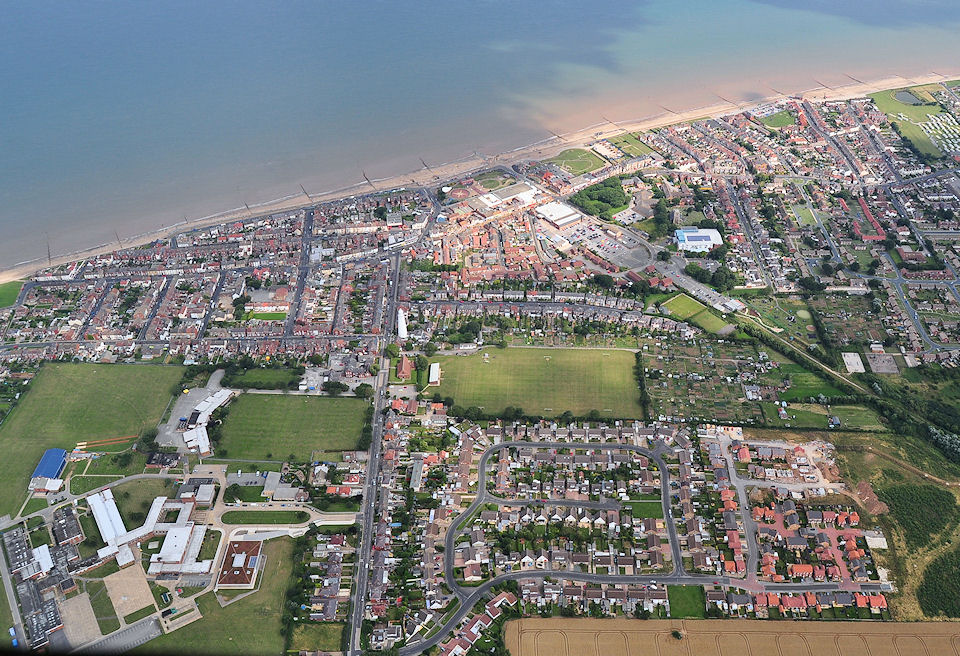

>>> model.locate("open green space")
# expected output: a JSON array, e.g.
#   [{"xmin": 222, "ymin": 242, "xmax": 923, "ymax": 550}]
[
  {"xmin": 660, "ymin": 293, "xmax": 707, "ymax": 320},
  {"xmin": 667, "ymin": 585, "xmax": 705, "ymax": 618},
  {"xmin": 761, "ymin": 403, "xmax": 885, "ymax": 431},
  {"xmin": 137, "ymin": 538, "xmax": 294, "ymax": 655},
  {"xmin": 609, "ymin": 133, "xmax": 654, "ymax": 157},
  {"xmin": 290, "ymin": 622, "xmax": 345, "ymax": 652},
  {"xmin": 688, "ymin": 309, "xmax": 731, "ymax": 334},
  {"xmin": 545, "ymin": 148, "xmax": 605, "ymax": 176},
  {"xmin": 0, "ymin": 579, "xmax": 12, "ymax": 641},
  {"xmin": 869, "ymin": 88, "xmax": 944, "ymax": 122},
  {"xmin": 112, "ymin": 478, "xmax": 174, "ymax": 526},
  {"xmin": 792, "ymin": 204, "xmax": 816, "ymax": 226},
  {"xmin": 223, "ymin": 367, "xmax": 301, "ymax": 390},
  {"xmin": 70, "ymin": 475, "xmax": 120, "ymax": 496},
  {"xmin": 84, "ymin": 451, "xmax": 148, "ymax": 476},
  {"xmin": 198, "ymin": 530, "xmax": 221, "ymax": 560},
  {"xmin": 876, "ymin": 483, "xmax": 958, "ymax": 549},
  {"xmin": 775, "ymin": 363, "xmax": 842, "ymax": 401},
  {"xmin": 625, "ymin": 500, "xmax": 663, "ymax": 519},
  {"xmin": 247, "ymin": 311, "xmax": 287, "ymax": 321},
  {"xmin": 433, "ymin": 348, "xmax": 642, "ymax": 418},
  {"xmin": 220, "ymin": 510, "xmax": 310, "ymax": 525},
  {"xmin": 20, "ymin": 496, "xmax": 47, "ymax": 516},
  {"xmin": 0, "ymin": 280, "xmax": 23, "ymax": 308},
  {"xmin": 124, "ymin": 605, "xmax": 156, "ymax": 625},
  {"xmin": 224, "ymin": 485, "xmax": 266, "ymax": 503},
  {"xmin": 892, "ymin": 119, "xmax": 942, "ymax": 158},
  {"xmin": 87, "ymin": 579, "xmax": 121, "ymax": 634},
  {"xmin": 219, "ymin": 395, "xmax": 367, "ymax": 460},
  {"xmin": 760, "ymin": 110, "xmax": 796, "ymax": 127},
  {"xmin": 0, "ymin": 363, "xmax": 182, "ymax": 519}
]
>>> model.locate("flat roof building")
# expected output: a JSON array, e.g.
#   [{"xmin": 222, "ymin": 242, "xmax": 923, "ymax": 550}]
[
  {"xmin": 535, "ymin": 201, "xmax": 582, "ymax": 230},
  {"xmin": 216, "ymin": 541, "xmax": 263, "ymax": 589},
  {"xmin": 675, "ymin": 227, "xmax": 723, "ymax": 253}
]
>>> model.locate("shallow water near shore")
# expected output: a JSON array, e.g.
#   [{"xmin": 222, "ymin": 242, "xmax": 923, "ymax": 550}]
[{"xmin": 2, "ymin": 0, "xmax": 959, "ymax": 267}]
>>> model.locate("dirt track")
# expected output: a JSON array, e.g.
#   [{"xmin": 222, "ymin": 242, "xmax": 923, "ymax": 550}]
[{"xmin": 504, "ymin": 618, "xmax": 960, "ymax": 656}]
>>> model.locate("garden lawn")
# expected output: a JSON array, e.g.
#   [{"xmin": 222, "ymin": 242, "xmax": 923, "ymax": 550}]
[
  {"xmin": 219, "ymin": 395, "xmax": 367, "ymax": 460},
  {"xmin": 0, "ymin": 363, "xmax": 182, "ymax": 519},
  {"xmin": 667, "ymin": 585, "xmax": 706, "ymax": 618},
  {"xmin": 660, "ymin": 293, "xmax": 707, "ymax": 320},
  {"xmin": 433, "ymin": 348, "xmax": 641, "ymax": 418},
  {"xmin": 545, "ymin": 148, "xmax": 605, "ymax": 176},
  {"xmin": 136, "ymin": 538, "xmax": 294, "ymax": 655}
]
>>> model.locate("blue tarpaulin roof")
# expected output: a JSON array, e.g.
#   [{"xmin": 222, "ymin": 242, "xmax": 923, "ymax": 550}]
[{"xmin": 32, "ymin": 448, "xmax": 67, "ymax": 480}]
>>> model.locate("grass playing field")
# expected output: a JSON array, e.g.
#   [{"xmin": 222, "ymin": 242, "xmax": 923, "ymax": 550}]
[
  {"xmin": 545, "ymin": 148, "xmax": 606, "ymax": 176},
  {"xmin": 432, "ymin": 348, "xmax": 641, "ymax": 418},
  {"xmin": 688, "ymin": 310, "xmax": 731, "ymax": 334},
  {"xmin": 760, "ymin": 110, "xmax": 796, "ymax": 127},
  {"xmin": 0, "ymin": 363, "xmax": 182, "ymax": 519},
  {"xmin": 218, "ymin": 395, "xmax": 367, "ymax": 460},
  {"xmin": 892, "ymin": 119, "xmax": 942, "ymax": 158},
  {"xmin": 135, "ymin": 538, "xmax": 294, "ymax": 655},
  {"xmin": 659, "ymin": 293, "xmax": 707, "ymax": 320},
  {"xmin": 869, "ymin": 88, "xmax": 944, "ymax": 122},
  {"xmin": 0, "ymin": 280, "xmax": 23, "ymax": 308},
  {"xmin": 609, "ymin": 133, "xmax": 654, "ymax": 157}
]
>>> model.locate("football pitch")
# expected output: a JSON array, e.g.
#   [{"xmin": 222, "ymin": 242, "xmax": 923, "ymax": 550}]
[
  {"xmin": 432, "ymin": 348, "xmax": 641, "ymax": 418},
  {"xmin": 218, "ymin": 395, "xmax": 368, "ymax": 460},
  {"xmin": 0, "ymin": 363, "xmax": 183, "ymax": 518}
]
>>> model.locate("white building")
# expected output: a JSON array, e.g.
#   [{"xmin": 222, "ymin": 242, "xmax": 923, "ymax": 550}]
[
  {"xmin": 535, "ymin": 202, "xmax": 582, "ymax": 230},
  {"xmin": 674, "ymin": 227, "xmax": 723, "ymax": 253},
  {"xmin": 397, "ymin": 308, "xmax": 408, "ymax": 340}
]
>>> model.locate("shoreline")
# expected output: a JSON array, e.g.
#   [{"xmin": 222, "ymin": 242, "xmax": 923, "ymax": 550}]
[{"xmin": 1, "ymin": 70, "xmax": 956, "ymax": 285}]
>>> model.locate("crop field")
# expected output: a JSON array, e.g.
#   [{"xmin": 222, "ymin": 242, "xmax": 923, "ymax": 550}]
[
  {"xmin": 433, "ymin": 348, "xmax": 641, "ymax": 418},
  {"xmin": 660, "ymin": 293, "xmax": 707, "ymax": 320},
  {"xmin": 545, "ymin": 148, "xmax": 606, "ymax": 176},
  {"xmin": 643, "ymin": 338, "xmax": 764, "ymax": 424},
  {"xmin": 135, "ymin": 538, "xmax": 294, "ymax": 655},
  {"xmin": 609, "ymin": 133, "xmax": 655, "ymax": 157},
  {"xmin": 0, "ymin": 363, "xmax": 182, "ymax": 519},
  {"xmin": 219, "ymin": 395, "xmax": 367, "ymax": 460},
  {"xmin": 760, "ymin": 110, "xmax": 796, "ymax": 127},
  {"xmin": 505, "ymin": 618, "xmax": 960, "ymax": 656},
  {"xmin": 0, "ymin": 280, "xmax": 23, "ymax": 308}
]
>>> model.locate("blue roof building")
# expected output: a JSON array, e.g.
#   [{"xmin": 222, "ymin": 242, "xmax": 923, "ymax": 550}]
[
  {"xmin": 31, "ymin": 448, "xmax": 67, "ymax": 481},
  {"xmin": 675, "ymin": 227, "xmax": 723, "ymax": 253}
]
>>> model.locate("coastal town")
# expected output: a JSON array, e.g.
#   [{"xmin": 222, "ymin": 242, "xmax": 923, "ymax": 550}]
[{"xmin": 3, "ymin": 78, "xmax": 960, "ymax": 656}]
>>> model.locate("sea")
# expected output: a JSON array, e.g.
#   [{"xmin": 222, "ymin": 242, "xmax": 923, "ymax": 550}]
[{"xmin": 2, "ymin": 0, "xmax": 959, "ymax": 268}]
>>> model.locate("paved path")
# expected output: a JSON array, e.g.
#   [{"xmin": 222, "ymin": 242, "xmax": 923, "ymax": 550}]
[{"xmin": 73, "ymin": 618, "xmax": 162, "ymax": 655}]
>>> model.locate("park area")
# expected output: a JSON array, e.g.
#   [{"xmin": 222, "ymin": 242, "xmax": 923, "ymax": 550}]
[
  {"xmin": 0, "ymin": 280, "xmax": 23, "ymax": 307},
  {"xmin": 0, "ymin": 363, "xmax": 182, "ymax": 519},
  {"xmin": 432, "ymin": 348, "xmax": 642, "ymax": 418},
  {"xmin": 218, "ymin": 394, "xmax": 367, "ymax": 460},
  {"xmin": 609, "ymin": 133, "xmax": 654, "ymax": 157},
  {"xmin": 504, "ymin": 618, "xmax": 960, "ymax": 656},
  {"xmin": 869, "ymin": 86, "xmax": 946, "ymax": 159},
  {"xmin": 134, "ymin": 538, "xmax": 294, "ymax": 655},
  {"xmin": 545, "ymin": 148, "xmax": 605, "ymax": 175}
]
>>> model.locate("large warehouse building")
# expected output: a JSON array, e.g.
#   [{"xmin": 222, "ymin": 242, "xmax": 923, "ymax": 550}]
[
  {"xmin": 675, "ymin": 227, "xmax": 723, "ymax": 252},
  {"xmin": 535, "ymin": 201, "xmax": 583, "ymax": 230}
]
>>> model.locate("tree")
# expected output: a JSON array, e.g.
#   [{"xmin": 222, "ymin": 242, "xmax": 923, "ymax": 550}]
[
  {"xmin": 414, "ymin": 355, "xmax": 429, "ymax": 371},
  {"xmin": 423, "ymin": 342, "xmax": 438, "ymax": 356},
  {"xmin": 373, "ymin": 206, "xmax": 388, "ymax": 220},
  {"xmin": 322, "ymin": 381, "xmax": 349, "ymax": 396},
  {"xmin": 354, "ymin": 383, "xmax": 375, "ymax": 399},
  {"xmin": 657, "ymin": 250, "xmax": 671, "ymax": 261},
  {"xmin": 385, "ymin": 343, "xmax": 400, "ymax": 359}
]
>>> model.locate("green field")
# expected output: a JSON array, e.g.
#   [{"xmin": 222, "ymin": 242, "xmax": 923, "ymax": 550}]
[
  {"xmin": 0, "ymin": 280, "xmax": 23, "ymax": 308},
  {"xmin": 667, "ymin": 585, "xmax": 706, "ymax": 618},
  {"xmin": 247, "ymin": 312, "xmax": 287, "ymax": 321},
  {"xmin": 609, "ymin": 133, "xmax": 655, "ymax": 157},
  {"xmin": 792, "ymin": 204, "xmax": 816, "ymax": 226},
  {"xmin": 869, "ymin": 88, "xmax": 944, "ymax": 122},
  {"xmin": 776, "ymin": 363, "xmax": 842, "ymax": 401},
  {"xmin": 87, "ymin": 579, "xmax": 121, "ymax": 634},
  {"xmin": 760, "ymin": 110, "xmax": 796, "ymax": 127},
  {"xmin": 893, "ymin": 119, "xmax": 942, "ymax": 158},
  {"xmin": 224, "ymin": 367, "xmax": 301, "ymax": 389},
  {"xmin": 0, "ymin": 578, "xmax": 12, "ymax": 642},
  {"xmin": 137, "ymin": 538, "xmax": 294, "ymax": 655},
  {"xmin": 660, "ymin": 293, "xmax": 707, "ymax": 320},
  {"xmin": 290, "ymin": 622, "xmax": 345, "ymax": 652},
  {"xmin": 433, "ymin": 348, "xmax": 641, "ymax": 418},
  {"xmin": 220, "ymin": 510, "xmax": 310, "ymax": 525},
  {"xmin": 545, "ymin": 148, "xmax": 606, "ymax": 176},
  {"xmin": 625, "ymin": 500, "xmax": 663, "ymax": 519},
  {"xmin": 688, "ymin": 309, "xmax": 731, "ymax": 334},
  {"xmin": 761, "ymin": 403, "xmax": 885, "ymax": 430},
  {"xmin": 219, "ymin": 395, "xmax": 367, "ymax": 460},
  {"xmin": 112, "ymin": 478, "xmax": 174, "ymax": 525},
  {"xmin": 0, "ymin": 363, "xmax": 182, "ymax": 519}
]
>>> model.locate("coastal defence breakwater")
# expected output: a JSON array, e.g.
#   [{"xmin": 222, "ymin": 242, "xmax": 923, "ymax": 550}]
[{"xmin": 2, "ymin": 70, "xmax": 957, "ymax": 286}]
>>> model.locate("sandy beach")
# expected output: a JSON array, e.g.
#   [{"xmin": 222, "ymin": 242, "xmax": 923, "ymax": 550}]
[{"xmin": 1, "ymin": 70, "xmax": 956, "ymax": 286}]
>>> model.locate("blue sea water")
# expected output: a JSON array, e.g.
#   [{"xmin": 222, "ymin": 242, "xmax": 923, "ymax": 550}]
[{"xmin": 1, "ymin": 0, "xmax": 959, "ymax": 267}]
